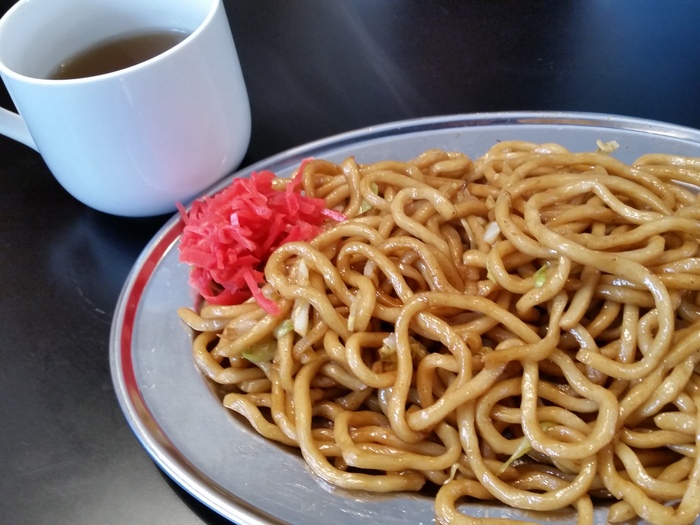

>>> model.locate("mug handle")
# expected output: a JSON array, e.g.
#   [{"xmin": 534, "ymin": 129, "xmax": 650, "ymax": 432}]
[{"xmin": 0, "ymin": 107, "xmax": 37, "ymax": 150}]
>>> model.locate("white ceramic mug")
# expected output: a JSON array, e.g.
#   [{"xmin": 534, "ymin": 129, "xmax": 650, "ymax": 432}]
[{"xmin": 0, "ymin": 0, "xmax": 250, "ymax": 217}]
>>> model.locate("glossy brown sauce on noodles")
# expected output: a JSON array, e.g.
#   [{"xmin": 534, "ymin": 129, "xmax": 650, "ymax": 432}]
[{"xmin": 179, "ymin": 141, "xmax": 700, "ymax": 525}]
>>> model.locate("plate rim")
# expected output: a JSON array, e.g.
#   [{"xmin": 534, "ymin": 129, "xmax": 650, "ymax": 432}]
[
  {"xmin": 109, "ymin": 110, "xmax": 700, "ymax": 525},
  {"xmin": 204, "ymin": 110, "xmax": 700, "ymax": 199}
]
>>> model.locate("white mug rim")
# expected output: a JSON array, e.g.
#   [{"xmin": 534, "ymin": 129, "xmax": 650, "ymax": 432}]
[{"xmin": 0, "ymin": 0, "xmax": 220, "ymax": 85}]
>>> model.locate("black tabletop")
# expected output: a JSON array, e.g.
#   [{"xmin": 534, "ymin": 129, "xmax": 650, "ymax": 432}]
[{"xmin": 2, "ymin": 1, "xmax": 700, "ymax": 524}]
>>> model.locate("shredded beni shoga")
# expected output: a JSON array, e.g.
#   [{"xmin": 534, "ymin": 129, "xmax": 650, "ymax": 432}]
[{"xmin": 177, "ymin": 159, "xmax": 345, "ymax": 315}]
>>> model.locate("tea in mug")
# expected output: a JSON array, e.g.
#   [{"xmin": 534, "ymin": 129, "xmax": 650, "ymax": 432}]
[{"xmin": 49, "ymin": 29, "xmax": 189, "ymax": 80}]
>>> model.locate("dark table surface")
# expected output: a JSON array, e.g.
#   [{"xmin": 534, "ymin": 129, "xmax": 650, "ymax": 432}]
[{"xmin": 2, "ymin": 1, "xmax": 700, "ymax": 524}]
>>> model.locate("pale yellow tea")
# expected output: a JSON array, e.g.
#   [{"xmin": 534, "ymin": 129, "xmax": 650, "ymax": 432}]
[{"xmin": 50, "ymin": 29, "xmax": 188, "ymax": 80}]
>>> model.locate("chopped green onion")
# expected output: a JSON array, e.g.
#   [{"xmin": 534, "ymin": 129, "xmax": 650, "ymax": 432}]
[
  {"xmin": 358, "ymin": 200, "xmax": 372, "ymax": 214},
  {"xmin": 273, "ymin": 319, "xmax": 294, "ymax": 339},
  {"xmin": 533, "ymin": 264, "xmax": 548, "ymax": 288},
  {"xmin": 242, "ymin": 340, "xmax": 277, "ymax": 363},
  {"xmin": 358, "ymin": 183, "xmax": 379, "ymax": 215}
]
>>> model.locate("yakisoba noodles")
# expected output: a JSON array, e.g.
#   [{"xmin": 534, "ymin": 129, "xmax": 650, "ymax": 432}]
[{"xmin": 178, "ymin": 141, "xmax": 700, "ymax": 524}]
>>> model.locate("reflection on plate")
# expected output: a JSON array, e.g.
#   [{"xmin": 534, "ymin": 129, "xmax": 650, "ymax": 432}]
[{"xmin": 110, "ymin": 112, "xmax": 700, "ymax": 525}]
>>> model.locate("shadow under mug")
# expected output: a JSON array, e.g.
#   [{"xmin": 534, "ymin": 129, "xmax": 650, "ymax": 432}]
[{"xmin": 0, "ymin": 0, "xmax": 251, "ymax": 217}]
